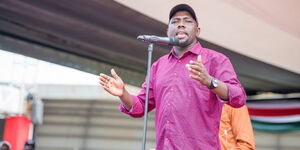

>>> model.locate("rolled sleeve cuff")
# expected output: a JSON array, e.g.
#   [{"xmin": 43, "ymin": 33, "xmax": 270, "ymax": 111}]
[
  {"xmin": 223, "ymin": 83, "xmax": 246, "ymax": 108},
  {"xmin": 119, "ymin": 94, "xmax": 144, "ymax": 117}
]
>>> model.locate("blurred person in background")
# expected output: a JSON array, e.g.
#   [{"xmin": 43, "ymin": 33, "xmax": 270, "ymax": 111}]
[
  {"xmin": 0, "ymin": 141, "xmax": 11, "ymax": 150},
  {"xmin": 24, "ymin": 140, "xmax": 35, "ymax": 150},
  {"xmin": 219, "ymin": 104, "xmax": 255, "ymax": 150}
]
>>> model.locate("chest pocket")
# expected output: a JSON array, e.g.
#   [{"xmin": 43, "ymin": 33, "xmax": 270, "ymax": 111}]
[{"xmin": 186, "ymin": 80, "xmax": 210, "ymax": 102}]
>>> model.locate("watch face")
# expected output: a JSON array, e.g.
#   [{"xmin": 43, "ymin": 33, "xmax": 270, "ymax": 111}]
[{"xmin": 212, "ymin": 78, "xmax": 218, "ymax": 88}]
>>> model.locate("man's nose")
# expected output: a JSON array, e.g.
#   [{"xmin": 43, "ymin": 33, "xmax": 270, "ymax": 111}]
[{"xmin": 177, "ymin": 20, "xmax": 185, "ymax": 28}]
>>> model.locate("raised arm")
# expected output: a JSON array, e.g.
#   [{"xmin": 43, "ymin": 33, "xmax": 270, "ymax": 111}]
[{"xmin": 99, "ymin": 68, "xmax": 133, "ymax": 110}]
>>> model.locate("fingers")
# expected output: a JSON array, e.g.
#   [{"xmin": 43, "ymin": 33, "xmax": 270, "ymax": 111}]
[
  {"xmin": 99, "ymin": 81, "xmax": 112, "ymax": 93},
  {"xmin": 186, "ymin": 60, "xmax": 203, "ymax": 75},
  {"xmin": 99, "ymin": 80, "xmax": 107, "ymax": 87},
  {"xmin": 197, "ymin": 55, "xmax": 202, "ymax": 63},
  {"xmin": 189, "ymin": 74, "xmax": 204, "ymax": 81},
  {"xmin": 186, "ymin": 55, "xmax": 204, "ymax": 74},
  {"xmin": 99, "ymin": 68, "xmax": 121, "ymax": 87},
  {"xmin": 111, "ymin": 68, "xmax": 120, "ymax": 80},
  {"xmin": 99, "ymin": 68, "xmax": 120, "ymax": 84},
  {"xmin": 186, "ymin": 63, "xmax": 202, "ymax": 72},
  {"xmin": 99, "ymin": 78, "xmax": 108, "ymax": 90},
  {"xmin": 99, "ymin": 73, "xmax": 110, "ymax": 81},
  {"xmin": 99, "ymin": 73, "xmax": 111, "ymax": 87},
  {"xmin": 186, "ymin": 55, "xmax": 211, "ymax": 85},
  {"xmin": 187, "ymin": 65, "xmax": 201, "ymax": 76}
]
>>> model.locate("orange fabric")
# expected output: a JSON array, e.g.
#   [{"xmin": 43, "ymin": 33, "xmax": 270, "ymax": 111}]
[{"xmin": 219, "ymin": 104, "xmax": 255, "ymax": 150}]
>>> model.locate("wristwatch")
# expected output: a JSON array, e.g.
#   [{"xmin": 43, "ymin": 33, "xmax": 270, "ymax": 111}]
[{"xmin": 207, "ymin": 77, "xmax": 218, "ymax": 89}]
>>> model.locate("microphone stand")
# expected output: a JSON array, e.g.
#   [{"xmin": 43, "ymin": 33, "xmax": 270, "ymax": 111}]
[{"xmin": 141, "ymin": 43, "xmax": 154, "ymax": 150}]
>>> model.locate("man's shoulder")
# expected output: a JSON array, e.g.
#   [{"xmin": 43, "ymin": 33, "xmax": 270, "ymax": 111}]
[
  {"xmin": 153, "ymin": 54, "xmax": 170, "ymax": 65},
  {"xmin": 148, "ymin": 54, "xmax": 169, "ymax": 71},
  {"xmin": 203, "ymin": 48, "xmax": 228, "ymax": 59}
]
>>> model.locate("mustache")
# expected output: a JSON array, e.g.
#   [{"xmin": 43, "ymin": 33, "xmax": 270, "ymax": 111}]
[{"xmin": 175, "ymin": 30, "xmax": 188, "ymax": 35}]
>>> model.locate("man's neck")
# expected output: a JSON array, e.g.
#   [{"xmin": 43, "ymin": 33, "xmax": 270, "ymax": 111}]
[{"xmin": 173, "ymin": 41, "xmax": 197, "ymax": 58}]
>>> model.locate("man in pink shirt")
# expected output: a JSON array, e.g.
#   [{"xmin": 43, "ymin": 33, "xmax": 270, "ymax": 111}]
[{"xmin": 99, "ymin": 4, "xmax": 246, "ymax": 150}]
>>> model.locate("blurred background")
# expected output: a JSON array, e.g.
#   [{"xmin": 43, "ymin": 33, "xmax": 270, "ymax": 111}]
[{"xmin": 0, "ymin": 0, "xmax": 299, "ymax": 150}]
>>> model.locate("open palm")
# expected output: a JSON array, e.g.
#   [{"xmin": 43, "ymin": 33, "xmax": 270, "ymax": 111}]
[{"xmin": 99, "ymin": 69, "xmax": 124, "ymax": 96}]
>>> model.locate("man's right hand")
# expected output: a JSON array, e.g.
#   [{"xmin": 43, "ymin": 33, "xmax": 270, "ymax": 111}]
[{"xmin": 99, "ymin": 69, "xmax": 124, "ymax": 97}]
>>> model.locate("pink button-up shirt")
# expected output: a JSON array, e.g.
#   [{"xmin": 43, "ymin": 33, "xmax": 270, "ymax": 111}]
[{"xmin": 120, "ymin": 42, "xmax": 246, "ymax": 150}]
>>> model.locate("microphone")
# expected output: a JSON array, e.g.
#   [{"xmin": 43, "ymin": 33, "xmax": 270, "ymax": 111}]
[{"xmin": 137, "ymin": 35, "xmax": 183, "ymax": 46}]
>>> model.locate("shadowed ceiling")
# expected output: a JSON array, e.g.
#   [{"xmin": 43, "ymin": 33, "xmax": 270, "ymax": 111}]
[{"xmin": 0, "ymin": 0, "xmax": 299, "ymax": 95}]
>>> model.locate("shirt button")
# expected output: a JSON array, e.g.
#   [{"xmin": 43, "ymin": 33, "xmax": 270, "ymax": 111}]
[{"xmin": 178, "ymin": 60, "xmax": 181, "ymax": 63}]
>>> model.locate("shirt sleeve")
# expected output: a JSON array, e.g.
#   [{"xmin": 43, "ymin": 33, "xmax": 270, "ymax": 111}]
[
  {"xmin": 231, "ymin": 105, "xmax": 256, "ymax": 150},
  {"xmin": 213, "ymin": 56, "xmax": 246, "ymax": 108},
  {"xmin": 119, "ymin": 63, "xmax": 157, "ymax": 118}
]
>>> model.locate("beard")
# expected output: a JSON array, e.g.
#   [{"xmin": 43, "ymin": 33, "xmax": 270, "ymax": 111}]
[{"xmin": 177, "ymin": 38, "xmax": 190, "ymax": 47}]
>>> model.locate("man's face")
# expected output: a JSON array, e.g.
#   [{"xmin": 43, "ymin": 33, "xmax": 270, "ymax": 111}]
[{"xmin": 167, "ymin": 11, "xmax": 200, "ymax": 47}]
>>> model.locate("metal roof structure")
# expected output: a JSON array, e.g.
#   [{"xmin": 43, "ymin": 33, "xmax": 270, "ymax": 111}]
[{"xmin": 0, "ymin": 0, "xmax": 299, "ymax": 95}]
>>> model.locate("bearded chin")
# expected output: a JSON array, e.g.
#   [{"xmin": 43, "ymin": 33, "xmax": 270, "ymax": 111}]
[{"xmin": 178, "ymin": 39, "xmax": 189, "ymax": 47}]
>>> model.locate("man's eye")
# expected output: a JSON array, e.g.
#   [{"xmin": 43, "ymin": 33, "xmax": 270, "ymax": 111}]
[
  {"xmin": 185, "ymin": 20, "xmax": 193, "ymax": 23},
  {"xmin": 171, "ymin": 20, "xmax": 179, "ymax": 24}
]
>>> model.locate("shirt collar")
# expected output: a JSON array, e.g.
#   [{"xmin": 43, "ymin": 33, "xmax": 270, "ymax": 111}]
[{"xmin": 168, "ymin": 42, "xmax": 203, "ymax": 59}]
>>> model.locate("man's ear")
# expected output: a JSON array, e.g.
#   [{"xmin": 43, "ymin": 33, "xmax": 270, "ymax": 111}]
[{"xmin": 196, "ymin": 27, "xmax": 201, "ymax": 38}]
